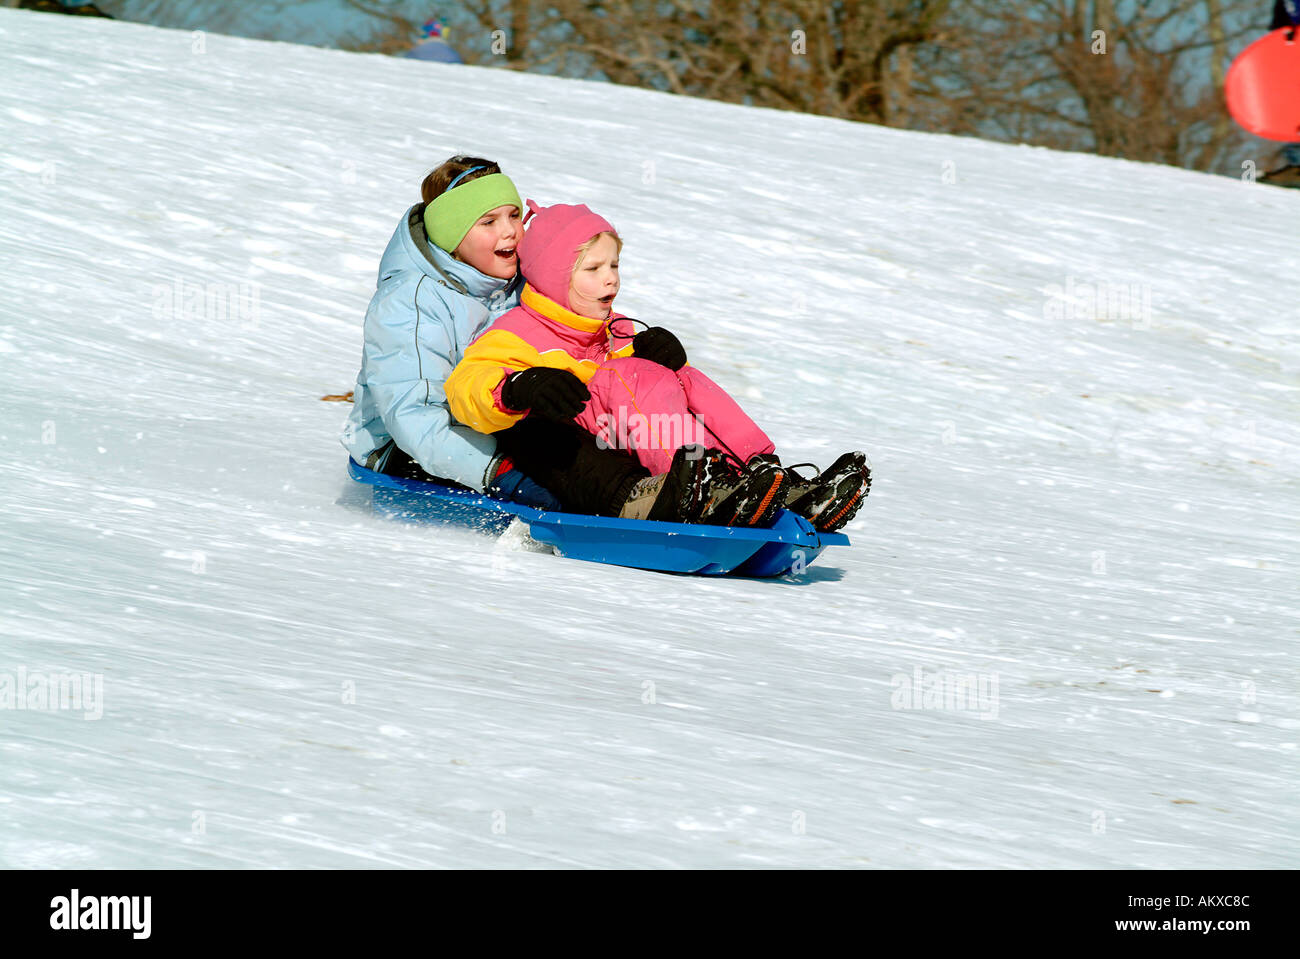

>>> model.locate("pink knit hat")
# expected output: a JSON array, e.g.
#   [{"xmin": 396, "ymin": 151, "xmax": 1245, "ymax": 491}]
[{"xmin": 518, "ymin": 198, "xmax": 618, "ymax": 308}]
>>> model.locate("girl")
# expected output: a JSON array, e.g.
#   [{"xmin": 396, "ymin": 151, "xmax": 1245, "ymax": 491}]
[
  {"xmin": 341, "ymin": 156, "xmax": 744, "ymax": 523},
  {"xmin": 444, "ymin": 200, "xmax": 871, "ymax": 532}
]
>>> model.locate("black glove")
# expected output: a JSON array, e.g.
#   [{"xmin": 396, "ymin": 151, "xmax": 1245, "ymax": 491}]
[
  {"xmin": 633, "ymin": 327, "xmax": 687, "ymax": 371},
  {"xmin": 501, "ymin": 368, "xmax": 590, "ymax": 421}
]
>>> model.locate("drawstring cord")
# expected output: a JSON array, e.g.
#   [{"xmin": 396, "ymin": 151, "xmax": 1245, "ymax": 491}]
[{"xmin": 606, "ymin": 316, "xmax": 647, "ymax": 342}]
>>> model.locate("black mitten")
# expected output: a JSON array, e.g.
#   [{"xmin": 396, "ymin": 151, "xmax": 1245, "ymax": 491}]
[
  {"xmin": 633, "ymin": 327, "xmax": 687, "ymax": 371},
  {"xmin": 501, "ymin": 368, "xmax": 591, "ymax": 421}
]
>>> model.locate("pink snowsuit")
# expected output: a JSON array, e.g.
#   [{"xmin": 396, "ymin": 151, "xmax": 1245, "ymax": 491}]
[
  {"xmin": 443, "ymin": 201, "xmax": 774, "ymax": 474},
  {"xmin": 577, "ymin": 347, "xmax": 772, "ymax": 475}
]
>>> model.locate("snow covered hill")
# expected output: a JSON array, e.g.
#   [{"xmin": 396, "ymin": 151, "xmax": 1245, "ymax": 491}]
[{"xmin": 1, "ymin": 8, "xmax": 1297, "ymax": 868}]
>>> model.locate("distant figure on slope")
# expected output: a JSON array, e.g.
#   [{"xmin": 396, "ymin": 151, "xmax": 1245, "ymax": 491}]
[
  {"xmin": 404, "ymin": 17, "xmax": 463, "ymax": 64},
  {"xmin": 444, "ymin": 201, "xmax": 872, "ymax": 532},
  {"xmin": 1260, "ymin": 0, "xmax": 1300, "ymax": 187}
]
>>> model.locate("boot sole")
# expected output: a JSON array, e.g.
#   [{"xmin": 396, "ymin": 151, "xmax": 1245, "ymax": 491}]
[
  {"xmin": 811, "ymin": 488, "xmax": 861, "ymax": 531},
  {"xmin": 807, "ymin": 471, "xmax": 870, "ymax": 532}
]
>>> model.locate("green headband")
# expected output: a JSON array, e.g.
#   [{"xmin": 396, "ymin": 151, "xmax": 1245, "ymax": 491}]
[{"xmin": 424, "ymin": 173, "xmax": 523, "ymax": 253}]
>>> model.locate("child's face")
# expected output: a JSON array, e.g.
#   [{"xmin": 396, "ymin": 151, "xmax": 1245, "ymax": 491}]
[
  {"xmin": 453, "ymin": 205, "xmax": 522, "ymax": 279},
  {"xmin": 568, "ymin": 233, "xmax": 620, "ymax": 319}
]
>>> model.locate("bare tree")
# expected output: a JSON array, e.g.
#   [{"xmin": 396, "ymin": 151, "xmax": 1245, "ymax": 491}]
[
  {"xmin": 491, "ymin": 0, "xmax": 954, "ymax": 127},
  {"xmin": 339, "ymin": 0, "xmax": 1264, "ymax": 174},
  {"xmin": 457, "ymin": 0, "xmax": 535, "ymax": 65},
  {"xmin": 339, "ymin": 0, "xmax": 420, "ymax": 54},
  {"xmin": 913, "ymin": 0, "xmax": 1261, "ymax": 172}
]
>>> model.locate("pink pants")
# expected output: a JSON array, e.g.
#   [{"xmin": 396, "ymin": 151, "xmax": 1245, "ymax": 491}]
[{"xmin": 574, "ymin": 357, "xmax": 774, "ymax": 475}]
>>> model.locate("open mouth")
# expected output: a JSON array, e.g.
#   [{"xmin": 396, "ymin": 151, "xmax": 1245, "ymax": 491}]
[
  {"xmin": 494, "ymin": 247, "xmax": 516, "ymax": 259},
  {"xmin": 598, "ymin": 294, "xmax": 615, "ymax": 303}
]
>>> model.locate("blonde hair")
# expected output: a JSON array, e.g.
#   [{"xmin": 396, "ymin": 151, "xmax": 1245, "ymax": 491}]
[{"xmin": 573, "ymin": 231, "xmax": 622, "ymax": 272}]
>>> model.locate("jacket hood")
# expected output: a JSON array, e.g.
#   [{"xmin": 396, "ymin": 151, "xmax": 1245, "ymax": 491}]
[
  {"xmin": 517, "ymin": 199, "xmax": 617, "ymax": 307},
  {"xmin": 378, "ymin": 204, "xmax": 522, "ymax": 300}
]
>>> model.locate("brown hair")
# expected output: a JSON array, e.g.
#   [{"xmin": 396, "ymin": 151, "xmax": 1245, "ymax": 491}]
[{"xmin": 420, "ymin": 155, "xmax": 501, "ymax": 204}]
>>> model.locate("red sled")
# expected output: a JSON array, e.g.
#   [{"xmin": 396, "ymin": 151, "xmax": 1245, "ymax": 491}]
[{"xmin": 1226, "ymin": 26, "xmax": 1300, "ymax": 141}]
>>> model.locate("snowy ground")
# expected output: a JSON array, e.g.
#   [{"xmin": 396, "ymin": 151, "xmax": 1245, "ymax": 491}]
[{"xmin": 1, "ymin": 9, "xmax": 1297, "ymax": 868}]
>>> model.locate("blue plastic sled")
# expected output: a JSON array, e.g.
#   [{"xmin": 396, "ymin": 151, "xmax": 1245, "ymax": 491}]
[{"xmin": 347, "ymin": 458, "xmax": 849, "ymax": 577}]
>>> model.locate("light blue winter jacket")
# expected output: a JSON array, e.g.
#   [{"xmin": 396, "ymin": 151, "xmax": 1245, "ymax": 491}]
[{"xmin": 341, "ymin": 204, "xmax": 522, "ymax": 489}]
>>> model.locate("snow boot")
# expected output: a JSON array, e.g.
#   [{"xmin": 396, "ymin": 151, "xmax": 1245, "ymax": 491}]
[
  {"xmin": 625, "ymin": 445, "xmax": 786, "ymax": 527},
  {"xmin": 755, "ymin": 452, "xmax": 870, "ymax": 532},
  {"xmin": 623, "ymin": 444, "xmax": 726, "ymax": 524},
  {"xmin": 694, "ymin": 450, "xmax": 789, "ymax": 528}
]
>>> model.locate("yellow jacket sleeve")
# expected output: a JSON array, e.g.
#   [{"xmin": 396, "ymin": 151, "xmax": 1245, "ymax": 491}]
[{"xmin": 445, "ymin": 329, "xmax": 544, "ymax": 434}]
